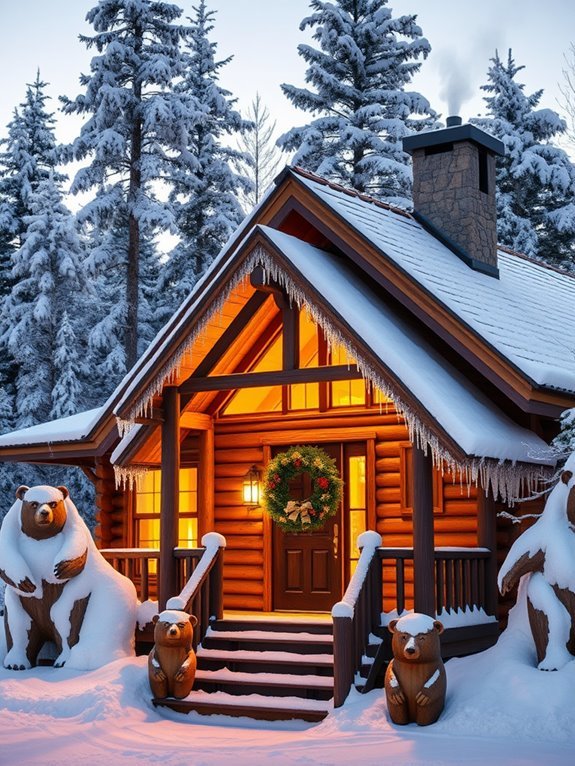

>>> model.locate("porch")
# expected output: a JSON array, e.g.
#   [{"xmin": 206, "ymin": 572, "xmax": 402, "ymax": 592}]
[{"xmin": 102, "ymin": 532, "xmax": 499, "ymax": 717}]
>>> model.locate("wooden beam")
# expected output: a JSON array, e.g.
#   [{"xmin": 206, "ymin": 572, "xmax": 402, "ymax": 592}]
[
  {"xmin": 180, "ymin": 291, "xmax": 273, "ymax": 411},
  {"xmin": 477, "ymin": 489, "xmax": 498, "ymax": 616},
  {"xmin": 412, "ymin": 446, "xmax": 435, "ymax": 617},
  {"xmin": 159, "ymin": 386, "xmax": 180, "ymax": 609},
  {"xmin": 180, "ymin": 412, "xmax": 213, "ymax": 430},
  {"xmin": 179, "ymin": 364, "xmax": 362, "ymax": 394},
  {"xmin": 198, "ymin": 427, "xmax": 215, "ymax": 539},
  {"xmin": 282, "ymin": 302, "xmax": 299, "ymax": 371},
  {"xmin": 134, "ymin": 407, "xmax": 164, "ymax": 424}
]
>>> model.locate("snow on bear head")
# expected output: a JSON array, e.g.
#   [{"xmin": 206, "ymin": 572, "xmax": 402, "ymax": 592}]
[
  {"xmin": 17, "ymin": 484, "xmax": 69, "ymax": 540},
  {"xmin": 388, "ymin": 613, "xmax": 444, "ymax": 662}
]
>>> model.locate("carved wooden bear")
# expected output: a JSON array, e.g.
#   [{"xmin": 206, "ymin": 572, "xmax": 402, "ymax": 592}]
[
  {"xmin": 385, "ymin": 613, "xmax": 446, "ymax": 726},
  {"xmin": 148, "ymin": 610, "xmax": 198, "ymax": 699},
  {"xmin": 499, "ymin": 460, "xmax": 575, "ymax": 671},
  {"xmin": 0, "ymin": 485, "xmax": 137, "ymax": 670}
]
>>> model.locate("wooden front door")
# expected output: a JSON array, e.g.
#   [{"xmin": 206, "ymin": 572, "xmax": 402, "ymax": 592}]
[{"xmin": 272, "ymin": 444, "xmax": 343, "ymax": 611}]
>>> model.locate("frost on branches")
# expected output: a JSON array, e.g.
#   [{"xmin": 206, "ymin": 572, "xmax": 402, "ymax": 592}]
[
  {"xmin": 278, "ymin": 0, "xmax": 437, "ymax": 206},
  {"xmin": 0, "ymin": 176, "xmax": 86, "ymax": 427},
  {"xmin": 161, "ymin": 0, "xmax": 252, "ymax": 313},
  {"xmin": 474, "ymin": 50, "xmax": 575, "ymax": 270},
  {"xmin": 61, "ymin": 0, "xmax": 194, "ymax": 370}
]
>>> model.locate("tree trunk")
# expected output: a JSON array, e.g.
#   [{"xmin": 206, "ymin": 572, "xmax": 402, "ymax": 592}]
[{"xmin": 126, "ymin": 22, "xmax": 143, "ymax": 371}]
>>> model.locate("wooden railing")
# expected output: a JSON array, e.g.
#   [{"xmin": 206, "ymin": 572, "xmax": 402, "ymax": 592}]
[
  {"xmin": 166, "ymin": 532, "xmax": 226, "ymax": 649},
  {"xmin": 101, "ymin": 534, "xmax": 226, "ymax": 649},
  {"xmin": 378, "ymin": 546, "xmax": 493, "ymax": 616},
  {"xmin": 100, "ymin": 548, "xmax": 163, "ymax": 602},
  {"xmin": 332, "ymin": 531, "xmax": 382, "ymax": 708}
]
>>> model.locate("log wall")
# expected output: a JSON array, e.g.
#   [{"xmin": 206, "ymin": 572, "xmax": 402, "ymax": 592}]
[
  {"xmin": 94, "ymin": 455, "xmax": 128, "ymax": 548},
  {"xmin": 213, "ymin": 409, "xmax": 482, "ymax": 612}
]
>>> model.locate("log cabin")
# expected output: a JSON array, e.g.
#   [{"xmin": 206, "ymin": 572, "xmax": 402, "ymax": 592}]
[{"xmin": 1, "ymin": 117, "xmax": 575, "ymax": 720}]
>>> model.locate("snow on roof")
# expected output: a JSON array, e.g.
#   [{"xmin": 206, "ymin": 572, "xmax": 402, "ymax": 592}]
[
  {"xmin": 295, "ymin": 171, "xmax": 575, "ymax": 392},
  {"xmin": 0, "ymin": 406, "xmax": 105, "ymax": 448},
  {"xmin": 259, "ymin": 226, "xmax": 553, "ymax": 469}
]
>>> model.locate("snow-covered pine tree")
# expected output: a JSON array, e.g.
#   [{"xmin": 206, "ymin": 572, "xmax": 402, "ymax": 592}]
[
  {"xmin": 237, "ymin": 93, "xmax": 282, "ymax": 209},
  {"xmin": 278, "ymin": 0, "xmax": 437, "ymax": 206},
  {"xmin": 474, "ymin": 50, "xmax": 575, "ymax": 269},
  {"xmin": 51, "ymin": 311, "xmax": 83, "ymax": 420},
  {"xmin": 61, "ymin": 0, "xmax": 195, "ymax": 371},
  {"xmin": 161, "ymin": 0, "xmax": 252, "ymax": 311},
  {"xmin": 0, "ymin": 73, "xmax": 64, "ymax": 418},
  {"xmin": 1, "ymin": 175, "xmax": 86, "ymax": 427}
]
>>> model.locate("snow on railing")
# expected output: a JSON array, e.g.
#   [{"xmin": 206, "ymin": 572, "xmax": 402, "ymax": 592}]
[
  {"xmin": 167, "ymin": 533, "xmax": 226, "ymax": 649},
  {"xmin": 331, "ymin": 531, "xmax": 382, "ymax": 708}
]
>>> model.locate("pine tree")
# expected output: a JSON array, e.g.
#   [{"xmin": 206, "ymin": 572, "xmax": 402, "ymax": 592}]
[
  {"xmin": 474, "ymin": 50, "xmax": 575, "ymax": 269},
  {"xmin": 0, "ymin": 73, "xmax": 64, "ymax": 413},
  {"xmin": 61, "ymin": 0, "xmax": 195, "ymax": 370},
  {"xmin": 51, "ymin": 312, "xmax": 83, "ymax": 420},
  {"xmin": 1, "ymin": 176, "xmax": 86, "ymax": 427},
  {"xmin": 237, "ymin": 93, "xmax": 282, "ymax": 209},
  {"xmin": 161, "ymin": 0, "xmax": 252, "ymax": 312},
  {"xmin": 278, "ymin": 0, "xmax": 436, "ymax": 205}
]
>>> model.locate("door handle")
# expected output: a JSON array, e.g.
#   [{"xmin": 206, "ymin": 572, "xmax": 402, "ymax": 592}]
[{"xmin": 333, "ymin": 523, "xmax": 339, "ymax": 558}]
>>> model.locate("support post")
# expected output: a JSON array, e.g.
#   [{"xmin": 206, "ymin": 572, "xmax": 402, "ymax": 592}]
[
  {"xmin": 198, "ymin": 426, "xmax": 215, "ymax": 540},
  {"xmin": 412, "ymin": 446, "xmax": 435, "ymax": 616},
  {"xmin": 332, "ymin": 615, "xmax": 354, "ymax": 707},
  {"xmin": 159, "ymin": 386, "xmax": 180, "ymax": 609},
  {"xmin": 477, "ymin": 488, "xmax": 498, "ymax": 616}
]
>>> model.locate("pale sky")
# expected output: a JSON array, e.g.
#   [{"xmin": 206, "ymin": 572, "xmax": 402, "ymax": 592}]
[{"xmin": 1, "ymin": 0, "xmax": 575, "ymax": 146}]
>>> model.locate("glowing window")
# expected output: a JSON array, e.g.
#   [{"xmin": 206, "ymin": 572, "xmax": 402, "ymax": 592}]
[
  {"xmin": 330, "ymin": 342, "xmax": 366, "ymax": 407},
  {"xmin": 224, "ymin": 334, "xmax": 283, "ymax": 415},
  {"xmin": 135, "ymin": 468, "xmax": 198, "ymax": 549},
  {"xmin": 348, "ymin": 453, "xmax": 367, "ymax": 575}
]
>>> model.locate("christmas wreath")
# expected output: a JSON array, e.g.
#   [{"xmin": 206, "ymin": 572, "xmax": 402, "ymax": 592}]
[{"xmin": 263, "ymin": 445, "xmax": 343, "ymax": 532}]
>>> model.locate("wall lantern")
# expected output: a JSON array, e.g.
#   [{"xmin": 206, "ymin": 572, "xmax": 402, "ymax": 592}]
[{"xmin": 243, "ymin": 465, "xmax": 261, "ymax": 507}]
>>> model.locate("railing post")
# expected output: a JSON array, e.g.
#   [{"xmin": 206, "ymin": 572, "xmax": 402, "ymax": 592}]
[
  {"xmin": 477, "ymin": 489, "xmax": 498, "ymax": 616},
  {"xmin": 209, "ymin": 546, "xmax": 225, "ymax": 621},
  {"xmin": 412, "ymin": 446, "xmax": 435, "ymax": 616},
  {"xmin": 332, "ymin": 613, "xmax": 354, "ymax": 707}
]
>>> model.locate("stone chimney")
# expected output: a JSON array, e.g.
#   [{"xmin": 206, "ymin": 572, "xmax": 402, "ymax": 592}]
[{"xmin": 403, "ymin": 116, "xmax": 505, "ymax": 277}]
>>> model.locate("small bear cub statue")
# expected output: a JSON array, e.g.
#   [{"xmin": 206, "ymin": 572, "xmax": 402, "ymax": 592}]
[
  {"xmin": 384, "ymin": 613, "xmax": 446, "ymax": 726},
  {"xmin": 148, "ymin": 609, "xmax": 198, "ymax": 699}
]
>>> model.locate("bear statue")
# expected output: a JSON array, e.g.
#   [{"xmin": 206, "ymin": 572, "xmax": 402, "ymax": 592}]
[
  {"xmin": 384, "ymin": 613, "xmax": 446, "ymax": 726},
  {"xmin": 0, "ymin": 485, "xmax": 137, "ymax": 670},
  {"xmin": 499, "ymin": 457, "xmax": 575, "ymax": 671},
  {"xmin": 148, "ymin": 609, "xmax": 198, "ymax": 699}
]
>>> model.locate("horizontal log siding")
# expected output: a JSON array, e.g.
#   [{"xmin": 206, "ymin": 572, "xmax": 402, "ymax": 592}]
[
  {"xmin": 95, "ymin": 456, "xmax": 127, "ymax": 548},
  {"xmin": 213, "ymin": 408, "xmax": 482, "ymax": 613},
  {"xmin": 214, "ymin": 434, "xmax": 266, "ymax": 610}
]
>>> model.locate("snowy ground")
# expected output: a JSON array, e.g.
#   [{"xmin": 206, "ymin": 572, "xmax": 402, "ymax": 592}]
[{"xmin": 1, "ymin": 592, "xmax": 574, "ymax": 766}]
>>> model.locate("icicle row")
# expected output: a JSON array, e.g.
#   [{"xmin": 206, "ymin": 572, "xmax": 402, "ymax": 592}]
[
  {"xmin": 113, "ymin": 244, "xmax": 553, "ymax": 499},
  {"xmin": 114, "ymin": 465, "xmax": 149, "ymax": 490}
]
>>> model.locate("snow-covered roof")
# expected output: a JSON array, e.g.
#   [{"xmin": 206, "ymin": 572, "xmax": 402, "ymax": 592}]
[
  {"xmin": 0, "ymin": 406, "xmax": 105, "ymax": 448},
  {"xmin": 295, "ymin": 171, "xmax": 575, "ymax": 392},
  {"xmin": 259, "ymin": 225, "xmax": 552, "ymax": 469}
]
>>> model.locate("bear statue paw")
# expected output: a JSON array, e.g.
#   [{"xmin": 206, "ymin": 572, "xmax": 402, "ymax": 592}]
[
  {"xmin": 537, "ymin": 648, "xmax": 573, "ymax": 672},
  {"xmin": 54, "ymin": 648, "xmax": 71, "ymax": 668},
  {"xmin": 4, "ymin": 649, "xmax": 31, "ymax": 671}
]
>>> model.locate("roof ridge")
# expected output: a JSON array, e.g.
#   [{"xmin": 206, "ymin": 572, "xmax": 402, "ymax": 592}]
[
  {"xmin": 291, "ymin": 166, "xmax": 415, "ymax": 221},
  {"xmin": 498, "ymin": 244, "xmax": 575, "ymax": 280}
]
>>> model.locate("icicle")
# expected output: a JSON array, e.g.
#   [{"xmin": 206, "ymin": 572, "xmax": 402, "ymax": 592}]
[{"xmin": 114, "ymin": 465, "xmax": 149, "ymax": 490}]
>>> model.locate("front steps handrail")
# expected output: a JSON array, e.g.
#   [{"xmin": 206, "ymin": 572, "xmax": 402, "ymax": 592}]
[
  {"xmin": 331, "ymin": 531, "xmax": 382, "ymax": 707},
  {"xmin": 168, "ymin": 532, "xmax": 226, "ymax": 649}
]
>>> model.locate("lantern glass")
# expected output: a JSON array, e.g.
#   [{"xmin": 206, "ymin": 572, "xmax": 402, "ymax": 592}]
[{"xmin": 243, "ymin": 466, "xmax": 261, "ymax": 506}]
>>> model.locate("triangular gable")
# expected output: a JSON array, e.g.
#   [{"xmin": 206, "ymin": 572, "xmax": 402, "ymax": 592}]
[{"xmin": 112, "ymin": 221, "xmax": 554, "ymax": 502}]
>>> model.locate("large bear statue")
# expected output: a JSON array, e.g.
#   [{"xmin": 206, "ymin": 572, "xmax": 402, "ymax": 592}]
[
  {"xmin": 499, "ymin": 456, "xmax": 575, "ymax": 671},
  {"xmin": 0, "ymin": 485, "xmax": 137, "ymax": 670}
]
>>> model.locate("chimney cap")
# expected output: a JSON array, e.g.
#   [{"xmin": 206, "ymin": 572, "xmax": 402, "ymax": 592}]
[{"xmin": 403, "ymin": 122, "xmax": 505, "ymax": 157}]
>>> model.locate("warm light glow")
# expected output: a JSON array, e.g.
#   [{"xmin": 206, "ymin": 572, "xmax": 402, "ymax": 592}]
[{"xmin": 243, "ymin": 465, "xmax": 261, "ymax": 506}]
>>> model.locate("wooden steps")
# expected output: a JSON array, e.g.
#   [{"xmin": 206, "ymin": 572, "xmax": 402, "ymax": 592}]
[{"xmin": 152, "ymin": 616, "xmax": 334, "ymax": 722}]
